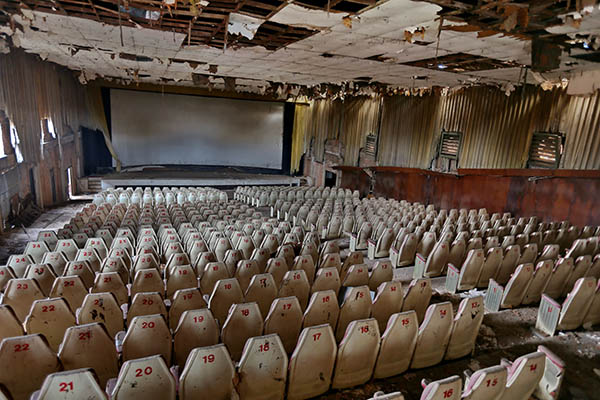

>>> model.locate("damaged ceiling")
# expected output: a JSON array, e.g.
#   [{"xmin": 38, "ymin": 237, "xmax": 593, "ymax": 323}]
[{"xmin": 0, "ymin": 0, "xmax": 600, "ymax": 95}]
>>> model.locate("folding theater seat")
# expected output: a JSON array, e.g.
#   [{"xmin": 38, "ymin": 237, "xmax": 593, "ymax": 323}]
[
  {"xmin": 55, "ymin": 239, "xmax": 79, "ymax": 261},
  {"xmin": 221, "ymin": 302, "xmax": 264, "ymax": 361},
  {"xmin": 24, "ymin": 241, "xmax": 50, "ymax": 264},
  {"xmin": 0, "ymin": 334, "xmax": 61, "ymax": 400},
  {"xmin": 77, "ymin": 292, "xmax": 124, "ymax": 339},
  {"xmin": 498, "ymin": 263, "xmax": 534, "ymax": 309},
  {"xmin": 58, "ymin": 323, "xmax": 119, "ymax": 388},
  {"xmin": 244, "ymin": 273, "xmax": 278, "ymax": 319},
  {"xmin": 24, "ymin": 264, "xmax": 56, "ymax": 296},
  {"xmin": 63, "ymin": 260, "xmax": 95, "ymax": 288},
  {"xmin": 111, "ymin": 355, "xmax": 176, "ymax": 400},
  {"xmin": 401, "ymin": 278, "xmax": 432, "ymax": 324},
  {"xmin": 420, "ymin": 375, "xmax": 462, "ymax": 400},
  {"xmin": 41, "ymin": 251, "xmax": 68, "ymax": 276},
  {"xmin": 24, "ymin": 297, "xmax": 76, "ymax": 352},
  {"xmin": 445, "ymin": 295, "xmax": 484, "ymax": 360},
  {"xmin": 36, "ymin": 368, "xmax": 106, "ymax": 400},
  {"xmin": 374, "ymin": 310, "xmax": 418, "ymax": 379},
  {"xmin": 287, "ymin": 324, "xmax": 337, "ymax": 400},
  {"xmin": 165, "ymin": 265, "xmax": 197, "ymax": 299},
  {"xmin": 336, "ymin": 285, "xmax": 372, "ymax": 341},
  {"xmin": 582, "ymin": 279, "xmax": 600, "ymax": 328},
  {"xmin": 543, "ymin": 257, "xmax": 574, "ymax": 299},
  {"xmin": 5, "ymin": 254, "xmax": 34, "ymax": 278},
  {"xmin": 342, "ymin": 264, "xmax": 370, "ymax": 287},
  {"xmin": 411, "ymin": 302, "xmax": 453, "ymax": 369},
  {"xmin": 264, "ymin": 296, "xmax": 303, "ymax": 354},
  {"xmin": 127, "ymin": 292, "xmax": 167, "ymax": 325},
  {"xmin": 371, "ymin": 280, "xmax": 404, "ymax": 333},
  {"xmin": 208, "ymin": 278, "xmax": 244, "ymax": 325},
  {"xmin": 332, "ymin": 318, "xmax": 380, "ymax": 389},
  {"xmin": 0, "ymin": 304, "xmax": 24, "ymax": 341},
  {"xmin": 562, "ymin": 255, "xmax": 592, "ymax": 297},
  {"xmin": 265, "ymin": 257, "xmax": 288, "ymax": 289},
  {"xmin": 131, "ymin": 268, "xmax": 165, "ymax": 299},
  {"xmin": 237, "ymin": 334, "xmax": 288, "ymax": 400},
  {"xmin": 494, "ymin": 245, "xmax": 521, "ymax": 285},
  {"xmin": 419, "ymin": 240, "xmax": 450, "ymax": 278},
  {"xmin": 461, "ymin": 365, "xmax": 507, "ymax": 400},
  {"xmin": 173, "ymin": 309, "xmax": 220, "ymax": 367},
  {"xmin": 292, "ymin": 255, "xmax": 316, "ymax": 286},
  {"xmin": 199, "ymin": 262, "xmax": 229, "ymax": 294},
  {"xmin": 498, "ymin": 352, "xmax": 545, "ymax": 400},
  {"xmin": 91, "ymin": 272, "xmax": 128, "ymax": 306},
  {"xmin": 369, "ymin": 260, "xmax": 394, "ymax": 291},
  {"xmin": 312, "ymin": 267, "xmax": 341, "ymax": 296},
  {"xmin": 302, "ymin": 289, "xmax": 339, "ymax": 329},
  {"xmin": 278, "ymin": 269, "xmax": 310, "ymax": 311},
  {"xmin": 521, "ymin": 260, "xmax": 553, "ymax": 305},
  {"xmin": 122, "ymin": 314, "xmax": 172, "ymax": 363},
  {"xmin": 536, "ymin": 277, "xmax": 596, "ymax": 336},
  {"xmin": 534, "ymin": 345, "xmax": 565, "ymax": 400},
  {"xmin": 1, "ymin": 278, "xmax": 44, "ymax": 322},
  {"xmin": 179, "ymin": 344, "xmax": 236, "ymax": 400}
]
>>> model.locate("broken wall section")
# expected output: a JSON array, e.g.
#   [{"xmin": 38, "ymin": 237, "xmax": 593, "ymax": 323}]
[{"xmin": 0, "ymin": 49, "xmax": 104, "ymax": 229}]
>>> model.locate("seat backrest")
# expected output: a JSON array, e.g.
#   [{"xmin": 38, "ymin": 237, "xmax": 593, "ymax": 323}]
[
  {"xmin": 420, "ymin": 375, "xmax": 462, "ymax": 400},
  {"xmin": 77, "ymin": 292, "xmax": 124, "ymax": 339},
  {"xmin": 500, "ymin": 351, "xmax": 545, "ymax": 400},
  {"xmin": 264, "ymin": 296, "xmax": 303, "ymax": 354},
  {"xmin": 0, "ymin": 334, "xmax": 61, "ymax": 400},
  {"xmin": 112, "ymin": 355, "xmax": 176, "ymax": 400},
  {"xmin": 238, "ymin": 334, "xmax": 288, "ymax": 400},
  {"xmin": 302, "ymin": 289, "xmax": 339, "ymax": 330},
  {"xmin": 37, "ymin": 368, "xmax": 106, "ymax": 400},
  {"xmin": 234, "ymin": 259, "xmax": 260, "ymax": 292},
  {"xmin": 199, "ymin": 261, "xmax": 229, "ymax": 294},
  {"xmin": 131, "ymin": 268, "xmax": 165, "ymax": 299},
  {"xmin": 447, "ymin": 239, "xmax": 466, "ymax": 270},
  {"xmin": 311, "ymin": 267, "xmax": 341, "ymax": 296},
  {"xmin": 332, "ymin": 318, "xmax": 380, "ymax": 389},
  {"xmin": 534, "ymin": 345, "xmax": 565, "ymax": 400},
  {"xmin": 64, "ymin": 261, "xmax": 95, "ymax": 288},
  {"xmin": 49, "ymin": 275, "xmax": 88, "ymax": 313},
  {"xmin": 25, "ymin": 297, "xmax": 75, "ymax": 352},
  {"xmin": 58, "ymin": 323, "xmax": 118, "ymax": 387},
  {"xmin": 423, "ymin": 240, "xmax": 450, "ymax": 278},
  {"xmin": 462, "ymin": 365, "xmax": 507, "ymax": 400},
  {"xmin": 1, "ymin": 278, "xmax": 44, "ymax": 322},
  {"xmin": 6, "ymin": 254, "xmax": 33, "ymax": 278},
  {"xmin": 557, "ymin": 276, "xmax": 596, "ymax": 331},
  {"xmin": 168, "ymin": 287, "xmax": 207, "ymax": 330},
  {"xmin": 369, "ymin": 260, "xmax": 393, "ymax": 291},
  {"xmin": 179, "ymin": 344, "xmax": 236, "ymax": 400},
  {"xmin": 221, "ymin": 302, "xmax": 264, "ymax": 361},
  {"xmin": 173, "ymin": 308, "xmax": 220, "ymax": 367},
  {"xmin": 371, "ymin": 280, "xmax": 404, "ymax": 333},
  {"xmin": 342, "ymin": 264, "xmax": 370, "ymax": 287},
  {"xmin": 445, "ymin": 295, "xmax": 484, "ymax": 361},
  {"xmin": 457, "ymin": 249, "xmax": 485, "ymax": 291},
  {"xmin": 411, "ymin": 301, "xmax": 454, "ymax": 369},
  {"xmin": 37, "ymin": 230, "xmax": 59, "ymax": 250},
  {"xmin": 495, "ymin": 245, "xmax": 521, "ymax": 285},
  {"xmin": 500, "ymin": 263, "xmax": 534, "ymax": 309},
  {"xmin": 127, "ymin": 292, "xmax": 167, "ymax": 325},
  {"xmin": 265, "ymin": 257, "xmax": 289, "ymax": 289},
  {"xmin": 402, "ymin": 278, "xmax": 432, "ymax": 324},
  {"xmin": 90, "ymin": 271, "xmax": 128, "ymax": 305},
  {"xmin": 207, "ymin": 278, "xmax": 244, "ymax": 325},
  {"xmin": 336, "ymin": 285, "xmax": 372, "ymax": 341},
  {"xmin": 244, "ymin": 273, "xmax": 278, "ymax": 319},
  {"xmin": 543, "ymin": 257, "xmax": 574, "ymax": 299},
  {"xmin": 165, "ymin": 265, "xmax": 197, "ymax": 299},
  {"xmin": 24, "ymin": 241, "xmax": 50, "ymax": 264},
  {"xmin": 100, "ymin": 256, "xmax": 130, "ymax": 286},
  {"xmin": 41, "ymin": 252, "xmax": 69, "ymax": 276},
  {"xmin": 374, "ymin": 311, "xmax": 418, "ymax": 379},
  {"xmin": 122, "ymin": 314, "xmax": 172, "ymax": 363},
  {"xmin": 563, "ymin": 255, "xmax": 593, "ymax": 297},
  {"xmin": 287, "ymin": 324, "xmax": 337, "ymax": 400},
  {"xmin": 0, "ymin": 304, "xmax": 23, "ymax": 342},
  {"xmin": 24, "ymin": 264, "xmax": 57, "ymax": 296},
  {"xmin": 522, "ymin": 260, "xmax": 553, "ymax": 305},
  {"xmin": 55, "ymin": 239, "xmax": 79, "ymax": 261},
  {"xmin": 278, "ymin": 269, "xmax": 310, "ymax": 311}
]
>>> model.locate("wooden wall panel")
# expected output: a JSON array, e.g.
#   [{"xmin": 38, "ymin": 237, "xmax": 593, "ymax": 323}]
[{"xmin": 335, "ymin": 166, "xmax": 600, "ymax": 226}]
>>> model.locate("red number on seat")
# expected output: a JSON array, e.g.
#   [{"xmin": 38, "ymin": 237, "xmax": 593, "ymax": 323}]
[
  {"xmin": 313, "ymin": 332, "xmax": 321, "ymax": 341},
  {"xmin": 14, "ymin": 343, "xmax": 30, "ymax": 352},
  {"xmin": 203, "ymin": 354, "xmax": 215, "ymax": 363},
  {"xmin": 58, "ymin": 382, "xmax": 74, "ymax": 392}
]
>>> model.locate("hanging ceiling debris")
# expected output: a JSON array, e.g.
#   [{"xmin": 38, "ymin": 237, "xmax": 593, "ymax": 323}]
[{"xmin": 0, "ymin": 0, "xmax": 599, "ymax": 96}]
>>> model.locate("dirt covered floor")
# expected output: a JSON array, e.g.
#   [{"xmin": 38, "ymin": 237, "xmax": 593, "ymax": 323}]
[{"xmin": 0, "ymin": 203, "xmax": 598, "ymax": 400}]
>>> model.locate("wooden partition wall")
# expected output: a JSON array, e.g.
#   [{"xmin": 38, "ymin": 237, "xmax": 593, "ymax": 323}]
[{"xmin": 336, "ymin": 166, "xmax": 600, "ymax": 226}]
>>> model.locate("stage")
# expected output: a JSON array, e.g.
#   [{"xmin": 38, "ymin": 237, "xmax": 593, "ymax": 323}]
[{"xmin": 100, "ymin": 167, "xmax": 302, "ymax": 189}]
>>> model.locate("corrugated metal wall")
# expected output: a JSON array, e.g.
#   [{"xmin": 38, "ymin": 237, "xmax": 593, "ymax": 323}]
[{"xmin": 293, "ymin": 85, "xmax": 600, "ymax": 170}]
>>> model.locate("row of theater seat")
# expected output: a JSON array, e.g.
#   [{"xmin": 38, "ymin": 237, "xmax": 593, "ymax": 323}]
[{"xmin": 417, "ymin": 346, "xmax": 562, "ymax": 400}]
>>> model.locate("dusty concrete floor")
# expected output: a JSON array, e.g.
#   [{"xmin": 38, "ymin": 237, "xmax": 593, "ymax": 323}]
[{"xmin": 1, "ymin": 202, "xmax": 598, "ymax": 399}]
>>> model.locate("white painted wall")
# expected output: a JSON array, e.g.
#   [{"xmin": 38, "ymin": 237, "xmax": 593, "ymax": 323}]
[{"xmin": 110, "ymin": 89, "xmax": 284, "ymax": 169}]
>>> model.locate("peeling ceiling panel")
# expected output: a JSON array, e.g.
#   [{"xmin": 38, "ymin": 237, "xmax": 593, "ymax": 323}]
[{"xmin": 0, "ymin": 0, "xmax": 599, "ymax": 94}]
